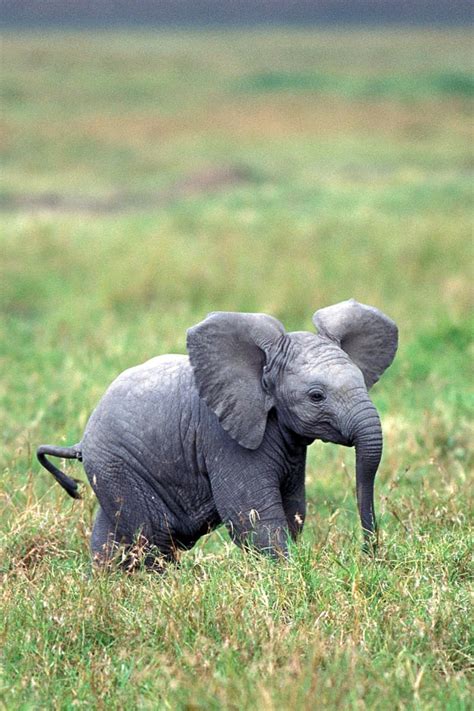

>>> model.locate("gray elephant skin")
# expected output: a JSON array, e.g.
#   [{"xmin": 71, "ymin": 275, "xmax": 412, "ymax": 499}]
[{"xmin": 37, "ymin": 299, "xmax": 398, "ymax": 567}]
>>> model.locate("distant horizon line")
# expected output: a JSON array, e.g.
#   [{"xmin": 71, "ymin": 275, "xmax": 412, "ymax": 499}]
[{"xmin": 1, "ymin": 20, "xmax": 472, "ymax": 30}]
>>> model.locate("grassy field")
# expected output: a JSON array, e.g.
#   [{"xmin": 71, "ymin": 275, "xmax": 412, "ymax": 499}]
[{"xmin": 1, "ymin": 28, "xmax": 473, "ymax": 709}]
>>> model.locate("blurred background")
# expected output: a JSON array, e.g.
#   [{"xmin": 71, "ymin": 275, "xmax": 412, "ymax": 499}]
[
  {"xmin": 1, "ymin": 1, "xmax": 473, "ymax": 27},
  {"xmin": 1, "ymin": 3, "xmax": 473, "ymax": 708},
  {"xmin": 1, "ymin": 2, "xmax": 472, "ymax": 481},
  {"xmin": 1, "ymin": 0, "xmax": 472, "ymax": 489}
]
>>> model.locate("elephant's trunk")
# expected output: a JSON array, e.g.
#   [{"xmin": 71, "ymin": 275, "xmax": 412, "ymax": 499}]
[{"xmin": 346, "ymin": 397, "xmax": 383, "ymax": 550}]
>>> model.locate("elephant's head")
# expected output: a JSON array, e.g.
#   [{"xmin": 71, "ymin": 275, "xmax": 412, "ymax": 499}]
[{"xmin": 187, "ymin": 300, "xmax": 398, "ymax": 545}]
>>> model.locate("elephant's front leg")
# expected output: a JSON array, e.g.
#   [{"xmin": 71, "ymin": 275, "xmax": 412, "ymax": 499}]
[
  {"xmin": 229, "ymin": 502, "xmax": 290, "ymax": 557},
  {"xmin": 281, "ymin": 462, "xmax": 306, "ymax": 541},
  {"xmin": 208, "ymin": 448, "xmax": 290, "ymax": 558}
]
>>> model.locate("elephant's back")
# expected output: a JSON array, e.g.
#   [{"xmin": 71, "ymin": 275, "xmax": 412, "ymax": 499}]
[
  {"xmin": 110, "ymin": 353, "xmax": 193, "ymax": 396},
  {"xmin": 81, "ymin": 354, "xmax": 198, "ymax": 458}
]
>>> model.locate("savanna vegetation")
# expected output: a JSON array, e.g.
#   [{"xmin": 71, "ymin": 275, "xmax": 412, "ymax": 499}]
[{"xmin": 0, "ymin": 28, "xmax": 473, "ymax": 709}]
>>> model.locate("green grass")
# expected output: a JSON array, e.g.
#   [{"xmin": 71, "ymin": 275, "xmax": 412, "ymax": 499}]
[
  {"xmin": 238, "ymin": 70, "xmax": 474, "ymax": 98},
  {"xmin": 1, "ymin": 28, "xmax": 473, "ymax": 709}
]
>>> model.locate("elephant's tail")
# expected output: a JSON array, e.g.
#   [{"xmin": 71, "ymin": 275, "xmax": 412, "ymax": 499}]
[{"xmin": 36, "ymin": 444, "xmax": 83, "ymax": 499}]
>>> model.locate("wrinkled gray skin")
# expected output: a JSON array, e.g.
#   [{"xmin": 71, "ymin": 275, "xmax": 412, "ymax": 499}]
[{"xmin": 77, "ymin": 300, "xmax": 398, "ymax": 566}]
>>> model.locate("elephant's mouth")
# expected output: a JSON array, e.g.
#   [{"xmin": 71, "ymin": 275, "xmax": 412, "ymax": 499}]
[{"xmin": 318, "ymin": 423, "xmax": 352, "ymax": 447}]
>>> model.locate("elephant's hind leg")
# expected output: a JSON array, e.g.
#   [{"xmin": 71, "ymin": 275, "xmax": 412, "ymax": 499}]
[
  {"xmin": 91, "ymin": 506, "xmax": 122, "ymax": 567},
  {"xmin": 91, "ymin": 505, "xmax": 172, "ymax": 572}
]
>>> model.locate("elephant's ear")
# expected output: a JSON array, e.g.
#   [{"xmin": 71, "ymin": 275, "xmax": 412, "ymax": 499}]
[
  {"xmin": 312, "ymin": 299, "xmax": 398, "ymax": 389},
  {"xmin": 187, "ymin": 312, "xmax": 285, "ymax": 449}
]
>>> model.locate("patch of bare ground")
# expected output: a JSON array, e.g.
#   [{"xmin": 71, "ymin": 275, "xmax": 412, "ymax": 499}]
[{"xmin": 0, "ymin": 165, "xmax": 254, "ymax": 214}]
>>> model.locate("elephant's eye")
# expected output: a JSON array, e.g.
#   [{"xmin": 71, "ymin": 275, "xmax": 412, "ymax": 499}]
[{"xmin": 309, "ymin": 390, "xmax": 326, "ymax": 403}]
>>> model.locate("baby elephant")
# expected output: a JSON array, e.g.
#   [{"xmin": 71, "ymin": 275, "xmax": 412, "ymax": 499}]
[{"xmin": 37, "ymin": 299, "xmax": 398, "ymax": 567}]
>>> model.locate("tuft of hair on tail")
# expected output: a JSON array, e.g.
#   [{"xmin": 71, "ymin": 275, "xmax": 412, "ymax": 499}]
[{"xmin": 36, "ymin": 444, "xmax": 83, "ymax": 499}]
